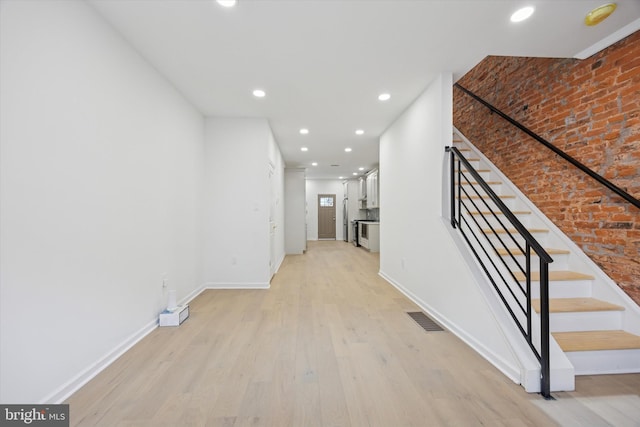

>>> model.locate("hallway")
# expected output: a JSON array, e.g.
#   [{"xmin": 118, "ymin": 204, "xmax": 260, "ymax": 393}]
[{"xmin": 67, "ymin": 241, "xmax": 640, "ymax": 426}]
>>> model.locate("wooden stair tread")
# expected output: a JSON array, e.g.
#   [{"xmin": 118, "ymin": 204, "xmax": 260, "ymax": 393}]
[
  {"xmin": 553, "ymin": 330, "xmax": 640, "ymax": 352},
  {"xmin": 483, "ymin": 228, "xmax": 548, "ymax": 234},
  {"xmin": 460, "ymin": 194, "xmax": 516, "ymax": 199},
  {"xmin": 531, "ymin": 298, "xmax": 624, "ymax": 313},
  {"xmin": 514, "ymin": 270, "xmax": 595, "ymax": 281},
  {"xmin": 462, "ymin": 181, "xmax": 502, "ymax": 185},
  {"xmin": 469, "ymin": 210, "xmax": 531, "ymax": 216},
  {"xmin": 496, "ymin": 247, "xmax": 568, "ymax": 255},
  {"xmin": 458, "ymin": 169, "xmax": 490, "ymax": 173}
]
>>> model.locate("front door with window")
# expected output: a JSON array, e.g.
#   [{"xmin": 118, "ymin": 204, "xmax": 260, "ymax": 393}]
[{"xmin": 318, "ymin": 194, "xmax": 336, "ymax": 239}]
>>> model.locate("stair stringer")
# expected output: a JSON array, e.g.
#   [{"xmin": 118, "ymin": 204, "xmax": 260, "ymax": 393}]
[
  {"xmin": 453, "ymin": 126, "xmax": 640, "ymax": 376},
  {"xmin": 445, "ymin": 221, "xmax": 575, "ymax": 392}
]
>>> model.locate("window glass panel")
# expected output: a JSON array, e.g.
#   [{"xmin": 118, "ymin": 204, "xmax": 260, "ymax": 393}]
[{"xmin": 320, "ymin": 197, "xmax": 333, "ymax": 207}]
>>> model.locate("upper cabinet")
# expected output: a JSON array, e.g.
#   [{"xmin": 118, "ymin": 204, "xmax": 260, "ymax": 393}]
[
  {"xmin": 358, "ymin": 176, "xmax": 366, "ymax": 201},
  {"xmin": 366, "ymin": 169, "xmax": 379, "ymax": 209}
]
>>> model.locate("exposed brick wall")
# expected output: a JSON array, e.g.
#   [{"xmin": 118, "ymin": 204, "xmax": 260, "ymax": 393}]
[{"xmin": 453, "ymin": 31, "xmax": 640, "ymax": 305}]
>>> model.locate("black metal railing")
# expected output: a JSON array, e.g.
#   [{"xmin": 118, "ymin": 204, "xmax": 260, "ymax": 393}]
[
  {"xmin": 446, "ymin": 145, "xmax": 552, "ymax": 399},
  {"xmin": 454, "ymin": 83, "xmax": 640, "ymax": 210}
]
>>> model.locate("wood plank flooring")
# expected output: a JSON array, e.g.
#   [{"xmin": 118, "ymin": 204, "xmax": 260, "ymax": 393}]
[{"xmin": 66, "ymin": 241, "xmax": 640, "ymax": 426}]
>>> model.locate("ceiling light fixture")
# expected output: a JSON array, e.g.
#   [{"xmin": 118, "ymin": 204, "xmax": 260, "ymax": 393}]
[
  {"xmin": 585, "ymin": 3, "xmax": 617, "ymax": 26},
  {"xmin": 300, "ymin": 147, "xmax": 308, "ymax": 152},
  {"xmin": 216, "ymin": 0, "xmax": 237, "ymax": 7},
  {"xmin": 355, "ymin": 129, "xmax": 364, "ymax": 135},
  {"xmin": 339, "ymin": 176, "xmax": 344, "ymax": 179},
  {"xmin": 311, "ymin": 162, "xmax": 318, "ymax": 166},
  {"xmin": 510, "ymin": 6, "xmax": 534, "ymax": 22},
  {"xmin": 300, "ymin": 128, "xmax": 309, "ymax": 135},
  {"xmin": 358, "ymin": 167, "xmax": 364, "ymax": 171},
  {"xmin": 352, "ymin": 172, "xmax": 358, "ymax": 176},
  {"xmin": 378, "ymin": 93, "xmax": 391, "ymax": 101},
  {"xmin": 252, "ymin": 89, "xmax": 265, "ymax": 98},
  {"xmin": 344, "ymin": 147, "xmax": 352, "ymax": 152}
]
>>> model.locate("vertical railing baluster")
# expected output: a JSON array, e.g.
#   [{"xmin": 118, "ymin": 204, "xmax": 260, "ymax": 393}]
[
  {"xmin": 450, "ymin": 148, "xmax": 456, "ymax": 228},
  {"xmin": 540, "ymin": 259, "xmax": 551, "ymax": 399},
  {"xmin": 526, "ymin": 242, "xmax": 532, "ymax": 344},
  {"xmin": 457, "ymin": 159, "xmax": 462, "ymax": 229}
]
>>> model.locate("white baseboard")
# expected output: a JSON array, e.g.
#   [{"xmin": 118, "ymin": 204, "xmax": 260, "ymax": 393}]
[
  {"xmin": 205, "ymin": 282, "xmax": 270, "ymax": 289},
  {"xmin": 43, "ymin": 283, "xmax": 208, "ymax": 404},
  {"xmin": 378, "ymin": 270, "xmax": 521, "ymax": 385},
  {"xmin": 274, "ymin": 253, "xmax": 285, "ymax": 274},
  {"xmin": 43, "ymin": 318, "xmax": 158, "ymax": 404}
]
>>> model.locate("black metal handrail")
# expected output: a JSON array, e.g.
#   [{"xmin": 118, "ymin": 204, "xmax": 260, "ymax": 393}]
[
  {"xmin": 454, "ymin": 83, "xmax": 640, "ymax": 210},
  {"xmin": 446, "ymin": 145, "xmax": 552, "ymax": 399}
]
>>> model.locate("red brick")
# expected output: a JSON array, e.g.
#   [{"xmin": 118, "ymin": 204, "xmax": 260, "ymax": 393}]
[{"xmin": 454, "ymin": 31, "xmax": 640, "ymax": 305}]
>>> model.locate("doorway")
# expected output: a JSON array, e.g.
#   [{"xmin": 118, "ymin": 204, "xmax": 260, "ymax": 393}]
[{"xmin": 317, "ymin": 194, "xmax": 336, "ymax": 239}]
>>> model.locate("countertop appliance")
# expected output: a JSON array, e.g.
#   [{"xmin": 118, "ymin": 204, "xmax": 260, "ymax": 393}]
[{"xmin": 351, "ymin": 220, "xmax": 359, "ymax": 246}]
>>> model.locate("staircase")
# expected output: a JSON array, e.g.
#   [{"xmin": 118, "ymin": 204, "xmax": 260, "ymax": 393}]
[{"xmin": 451, "ymin": 128, "xmax": 640, "ymax": 387}]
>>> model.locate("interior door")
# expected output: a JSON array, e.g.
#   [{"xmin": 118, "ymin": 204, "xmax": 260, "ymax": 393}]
[{"xmin": 317, "ymin": 194, "xmax": 336, "ymax": 239}]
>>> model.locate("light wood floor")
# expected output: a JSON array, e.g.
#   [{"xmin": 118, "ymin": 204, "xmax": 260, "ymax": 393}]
[{"xmin": 67, "ymin": 241, "xmax": 640, "ymax": 426}]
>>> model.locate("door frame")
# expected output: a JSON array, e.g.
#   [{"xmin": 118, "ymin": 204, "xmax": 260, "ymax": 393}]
[{"xmin": 317, "ymin": 194, "xmax": 336, "ymax": 239}]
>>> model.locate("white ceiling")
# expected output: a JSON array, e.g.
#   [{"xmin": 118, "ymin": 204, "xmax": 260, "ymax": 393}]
[{"xmin": 90, "ymin": 0, "xmax": 640, "ymax": 179}]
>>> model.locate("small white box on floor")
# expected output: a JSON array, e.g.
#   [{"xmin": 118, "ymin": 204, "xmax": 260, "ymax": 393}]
[{"xmin": 159, "ymin": 305, "xmax": 189, "ymax": 327}]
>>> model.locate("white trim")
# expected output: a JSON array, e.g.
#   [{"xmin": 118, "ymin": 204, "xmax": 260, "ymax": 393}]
[
  {"xmin": 574, "ymin": 17, "xmax": 640, "ymax": 59},
  {"xmin": 42, "ymin": 318, "xmax": 158, "ymax": 404},
  {"xmin": 42, "ymin": 284, "xmax": 207, "ymax": 404},
  {"xmin": 205, "ymin": 282, "xmax": 270, "ymax": 289},
  {"xmin": 378, "ymin": 270, "xmax": 521, "ymax": 384},
  {"xmin": 273, "ymin": 253, "xmax": 285, "ymax": 275}
]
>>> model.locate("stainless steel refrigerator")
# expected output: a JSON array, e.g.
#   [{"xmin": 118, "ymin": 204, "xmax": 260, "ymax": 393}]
[{"xmin": 343, "ymin": 197, "xmax": 348, "ymax": 242}]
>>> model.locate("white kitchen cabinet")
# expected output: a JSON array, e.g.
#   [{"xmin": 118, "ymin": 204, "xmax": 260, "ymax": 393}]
[
  {"xmin": 366, "ymin": 169, "xmax": 379, "ymax": 209},
  {"xmin": 358, "ymin": 177, "xmax": 367, "ymax": 209}
]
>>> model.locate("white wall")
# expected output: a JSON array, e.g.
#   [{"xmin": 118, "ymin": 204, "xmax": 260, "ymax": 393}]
[
  {"xmin": 0, "ymin": 0, "xmax": 205, "ymax": 403},
  {"xmin": 285, "ymin": 169, "xmax": 307, "ymax": 254},
  {"xmin": 378, "ymin": 73, "xmax": 521, "ymax": 382},
  {"xmin": 305, "ymin": 180, "xmax": 344, "ymax": 241},
  {"xmin": 268, "ymin": 129, "xmax": 286, "ymax": 274},
  {"xmin": 203, "ymin": 117, "xmax": 284, "ymax": 287}
]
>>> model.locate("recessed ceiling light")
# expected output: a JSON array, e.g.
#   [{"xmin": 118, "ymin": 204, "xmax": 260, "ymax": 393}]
[
  {"xmin": 344, "ymin": 147, "xmax": 352, "ymax": 152},
  {"xmin": 216, "ymin": 0, "xmax": 237, "ymax": 7},
  {"xmin": 585, "ymin": 3, "xmax": 617, "ymax": 26},
  {"xmin": 355, "ymin": 129, "xmax": 364, "ymax": 135},
  {"xmin": 300, "ymin": 128, "xmax": 309, "ymax": 135},
  {"xmin": 378, "ymin": 93, "xmax": 391, "ymax": 101},
  {"xmin": 252, "ymin": 89, "xmax": 265, "ymax": 98},
  {"xmin": 300, "ymin": 147, "xmax": 308, "ymax": 152},
  {"xmin": 339, "ymin": 176, "xmax": 344, "ymax": 179},
  {"xmin": 311, "ymin": 162, "xmax": 318, "ymax": 166},
  {"xmin": 352, "ymin": 172, "xmax": 358, "ymax": 176},
  {"xmin": 358, "ymin": 167, "xmax": 364, "ymax": 171},
  {"xmin": 510, "ymin": 6, "xmax": 534, "ymax": 22}
]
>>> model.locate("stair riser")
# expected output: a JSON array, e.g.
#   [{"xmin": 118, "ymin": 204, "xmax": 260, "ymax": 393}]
[
  {"xmin": 459, "ymin": 183, "xmax": 504, "ymax": 197},
  {"xmin": 530, "ymin": 280, "xmax": 592, "ymax": 299},
  {"xmin": 461, "ymin": 197, "xmax": 518, "ymax": 211},
  {"xmin": 457, "ymin": 170, "xmax": 492, "ymax": 181},
  {"xmin": 463, "ymin": 214, "xmax": 533, "ymax": 230},
  {"xmin": 549, "ymin": 311, "xmax": 623, "ymax": 333},
  {"xmin": 481, "ymin": 233, "xmax": 550, "ymax": 250},
  {"xmin": 565, "ymin": 349, "xmax": 640, "ymax": 375},
  {"xmin": 501, "ymin": 254, "xmax": 570, "ymax": 272}
]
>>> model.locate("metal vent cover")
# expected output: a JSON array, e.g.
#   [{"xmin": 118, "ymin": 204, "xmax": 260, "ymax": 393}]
[{"xmin": 407, "ymin": 312, "xmax": 444, "ymax": 332}]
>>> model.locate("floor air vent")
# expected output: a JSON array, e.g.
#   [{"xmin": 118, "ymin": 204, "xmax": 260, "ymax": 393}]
[{"xmin": 407, "ymin": 312, "xmax": 444, "ymax": 332}]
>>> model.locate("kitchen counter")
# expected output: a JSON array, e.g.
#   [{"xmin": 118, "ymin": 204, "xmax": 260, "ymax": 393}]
[{"xmin": 358, "ymin": 221, "xmax": 380, "ymax": 252}]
